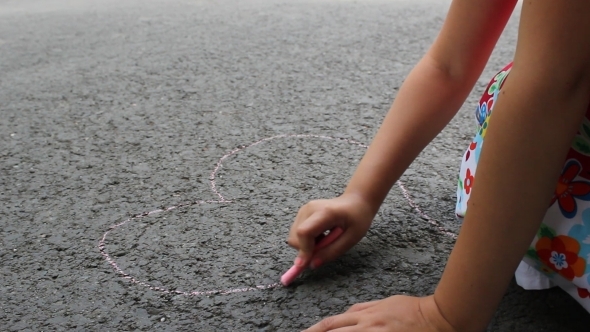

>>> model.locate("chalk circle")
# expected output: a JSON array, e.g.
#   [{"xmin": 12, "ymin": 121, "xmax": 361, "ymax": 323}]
[{"xmin": 98, "ymin": 134, "xmax": 455, "ymax": 297}]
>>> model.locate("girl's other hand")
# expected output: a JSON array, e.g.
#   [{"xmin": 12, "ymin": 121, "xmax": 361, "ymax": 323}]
[
  {"xmin": 286, "ymin": 193, "xmax": 375, "ymax": 269},
  {"xmin": 303, "ymin": 295, "xmax": 457, "ymax": 332}
]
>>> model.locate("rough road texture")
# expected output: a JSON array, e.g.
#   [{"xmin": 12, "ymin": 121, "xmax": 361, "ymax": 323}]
[{"xmin": 1, "ymin": 0, "xmax": 590, "ymax": 331}]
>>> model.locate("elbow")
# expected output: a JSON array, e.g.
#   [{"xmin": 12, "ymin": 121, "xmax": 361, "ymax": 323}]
[{"xmin": 421, "ymin": 52, "xmax": 479, "ymax": 92}]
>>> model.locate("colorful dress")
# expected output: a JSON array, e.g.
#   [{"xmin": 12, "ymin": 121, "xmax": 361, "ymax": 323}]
[{"xmin": 456, "ymin": 62, "xmax": 590, "ymax": 311}]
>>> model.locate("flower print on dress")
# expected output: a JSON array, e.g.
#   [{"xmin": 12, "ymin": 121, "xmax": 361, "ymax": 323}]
[
  {"xmin": 486, "ymin": 95, "xmax": 495, "ymax": 116},
  {"xmin": 568, "ymin": 208, "xmax": 590, "ymax": 283},
  {"xmin": 578, "ymin": 287, "xmax": 590, "ymax": 299},
  {"xmin": 565, "ymin": 108, "xmax": 590, "ymax": 182},
  {"xmin": 550, "ymin": 160, "xmax": 590, "ymax": 219},
  {"xmin": 478, "ymin": 117, "xmax": 489, "ymax": 140},
  {"xmin": 571, "ymin": 116, "xmax": 590, "ymax": 158},
  {"xmin": 456, "ymin": 174, "xmax": 468, "ymax": 218},
  {"xmin": 535, "ymin": 232, "xmax": 586, "ymax": 281},
  {"xmin": 465, "ymin": 141, "xmax": 478, "ymax": 162},
  {"xmin": 477, "ymin": 89, "xmax": 499, "ymax": 127},
  {"xmin": 550, "ymin": 251, "xmax": 569, "ymax": 270},
  {"xmin": 464, "ymin": 168, "xmax": 475, "ymax": 195},
  {"xmin": 487, "ymin": 70, "xmax": 509, "ymax": 96},
  {"xmin": 470, "ymin": 130, "xmax": 484, "ymax": 164},
  {"xmin": 476, "ymin": 102, "xmax": 488, "ymax": 127},
  {"xmin": 525, "ymin": 247, "xmax": 558, "ymax": 278},
  {"xmin": 537, "ymin": 261, "xmax": 557, "ymax": 277},
  {"xmin": 572, "ymin": 134, "xmax": 590, "ymax": 157}
]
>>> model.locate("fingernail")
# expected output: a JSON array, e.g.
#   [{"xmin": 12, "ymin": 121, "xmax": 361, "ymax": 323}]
[
  {"xmin": 311, "ymin": 258, "xmax": 323, "ymax": 269},
  {"xmin": 294, "ymin": 257, "xmax": 304, "ymax": 267}
]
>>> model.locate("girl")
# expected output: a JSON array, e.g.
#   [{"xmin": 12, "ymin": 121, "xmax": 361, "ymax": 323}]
[{"xmin": 287, "ymin": 0, "xmax": 590, "ymax": 331}]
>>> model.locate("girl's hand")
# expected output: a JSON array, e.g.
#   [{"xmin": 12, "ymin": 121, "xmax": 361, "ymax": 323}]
[
  {"xmin": 303, "ymin": 295, "xmax": 457, "ymax": 332},
  {"xmin": 286, "ymin": 193, "xmax": 375, "ymax": 269}
]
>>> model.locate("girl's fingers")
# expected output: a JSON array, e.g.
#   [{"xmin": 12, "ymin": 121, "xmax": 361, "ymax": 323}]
[
  {"xmin": 309, "ymin": 227, "xmax": 357, "ymax": 268},
  {"xmin": 292, "ymin": 209, "xmax": 340, "ymax": 265},
  {"xmin": 286, "ymin": 209, "xmax": 307, "ymax": 249},
  {"xmin": 303, "ymin": 313, "xmax": 359, "ymax": 332},
  {"xmin": 344, "ymin": 300, "xmax": 381, "ymax": 313},
  {"xmin": 306, "ymin": 327, "xmax": 358, "ymax": 332}
]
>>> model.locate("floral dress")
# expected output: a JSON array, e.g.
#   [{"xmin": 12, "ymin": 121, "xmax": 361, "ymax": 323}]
[{"xmin": 456, "ymin": 62, "xmax": 590, "ymax": 311}]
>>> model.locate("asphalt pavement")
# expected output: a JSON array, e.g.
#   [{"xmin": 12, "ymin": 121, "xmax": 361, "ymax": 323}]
[{"xmin": 2, "ymin": 0, "xmax": 590, "ymax": 330}]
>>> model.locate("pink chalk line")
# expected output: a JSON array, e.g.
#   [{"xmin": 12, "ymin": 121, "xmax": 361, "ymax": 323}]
[{"xmin": 98, "ymin": 134, "xmax": 456, "ymax": 296}]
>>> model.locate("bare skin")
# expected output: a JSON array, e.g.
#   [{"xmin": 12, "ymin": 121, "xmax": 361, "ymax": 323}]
[{"xmin": 288, "ymin": 0, "xmax": 590, "ymax": 331}]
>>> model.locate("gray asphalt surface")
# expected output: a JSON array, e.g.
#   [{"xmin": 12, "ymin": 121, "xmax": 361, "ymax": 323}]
[{"xmin": 2, "ymin": 0, "xmax": 590, "ymax": 331}]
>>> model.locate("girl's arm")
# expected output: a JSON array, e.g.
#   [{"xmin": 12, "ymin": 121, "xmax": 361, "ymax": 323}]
[
  {"xmin": 436, "ymin": 1, "xmax": 590, "ymax": 330},
  {"xmin": 293, "ymin": 0, "xmax": 518, "ymax": 268},
  {"xmin": 344, "ymin": 0, "xmax": 517, "ymax": 214}
]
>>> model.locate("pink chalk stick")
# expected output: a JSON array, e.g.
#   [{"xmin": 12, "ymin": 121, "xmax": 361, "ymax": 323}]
[
  {"xmin": 280, "ymin": 265, "xmax": 305, "ymax": 286},
  {"xmin": 280, "ymin": 227, "xmax": 344, "ymax": 286}
]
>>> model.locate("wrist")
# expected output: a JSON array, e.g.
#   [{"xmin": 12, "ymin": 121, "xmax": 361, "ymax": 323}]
[
  {"xmin": 433, "ymin": 288, "xmax": 490, "ymax": 332},
  {"xmin": 340, "ymin": 190, "xmax": 381, "ymax": 217},
  {"xmin": 420, "ymin": 295, "xmax": 459, "ymax": 332},
  {"xmin": 420, "ymin": 295, "xmax": 458, "ymax": 332}
]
